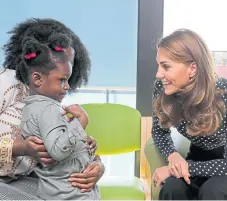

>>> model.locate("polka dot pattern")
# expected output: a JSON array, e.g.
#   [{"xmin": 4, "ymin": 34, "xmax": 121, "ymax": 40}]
[{"xmin": 152, "ymin": 78, "xmax": 227, "ymax": 177}]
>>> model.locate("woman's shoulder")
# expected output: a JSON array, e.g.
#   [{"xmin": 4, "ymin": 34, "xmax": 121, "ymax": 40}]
[
  {"xmin": 0, "ymin": 68, "xmax": 19, "ymax": 84},
  {"xmin": 216, "ymin": 77, "xmax": 227, "ymax": 91},
  {"xmin": 0, "ymin": 68, "xmax": 21, "ymax": 87},
  {"xmin": 0, "ymin": 68, "xmax": 25, "ymax": 96}
]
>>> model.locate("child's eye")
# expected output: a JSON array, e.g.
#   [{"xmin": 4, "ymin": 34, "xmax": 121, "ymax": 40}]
[{"xmin": 60, "ymin": 78, "xmax": 67, "ymax": 83}]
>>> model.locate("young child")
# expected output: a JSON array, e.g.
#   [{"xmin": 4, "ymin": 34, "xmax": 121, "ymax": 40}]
[{"xmin": 19, "ymin": 33, "xmax": 100, "ymax": 200}]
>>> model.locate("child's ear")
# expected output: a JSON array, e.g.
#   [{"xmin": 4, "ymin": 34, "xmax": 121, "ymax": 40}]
[{"xmin": 31, "ymin": 72, "xmax": 43, "ymax": 87}]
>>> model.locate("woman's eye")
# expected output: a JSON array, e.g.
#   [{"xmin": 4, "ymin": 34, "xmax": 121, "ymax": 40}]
[{"xmin": 163, "ymin": 64, "xmax": 170, "ymax": 70}]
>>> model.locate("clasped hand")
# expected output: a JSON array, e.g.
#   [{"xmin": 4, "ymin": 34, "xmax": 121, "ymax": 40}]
[
  {"xmin": 152, "ymin": 152, "xmax": 190, "ymax": 188},
  {"xmin": 168, "ymin": 152, "xmax": 190, "ymax": 184}
]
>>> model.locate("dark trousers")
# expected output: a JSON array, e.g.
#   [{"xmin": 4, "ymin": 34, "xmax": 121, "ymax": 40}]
[
  {"xmin": 160, "ymin": 143, "xmax": 227, "ymax": 200},
  {"xmin": 159, "ymin": 175, "xmax": 227, "ymax": 200}
]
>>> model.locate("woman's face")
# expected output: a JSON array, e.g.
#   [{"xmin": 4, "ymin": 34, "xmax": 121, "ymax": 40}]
[{"xmin": 156, "ymin": 47, "xmax": 195, "ymax": 95}]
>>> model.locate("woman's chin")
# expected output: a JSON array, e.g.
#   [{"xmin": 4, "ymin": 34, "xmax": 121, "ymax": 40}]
[{"xmin": 164, "ymin": 88, "xmax": 178, "ymax": 96}]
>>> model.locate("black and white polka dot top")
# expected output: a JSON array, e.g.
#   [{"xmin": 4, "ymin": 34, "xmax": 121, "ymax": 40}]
[{"xmin": 152, "ymin": 78, "xmax": 227, "ymax": 177}]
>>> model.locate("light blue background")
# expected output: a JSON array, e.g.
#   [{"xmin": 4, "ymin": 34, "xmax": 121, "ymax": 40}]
[{"xmin": 0, "ymin": 0, "xmax": 138, "ymax": 87}]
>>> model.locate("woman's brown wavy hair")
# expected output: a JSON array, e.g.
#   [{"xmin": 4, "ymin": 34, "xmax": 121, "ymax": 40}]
[{"xmin": 154, "ymin": 29, "xmax": 225, "ymax": 136}]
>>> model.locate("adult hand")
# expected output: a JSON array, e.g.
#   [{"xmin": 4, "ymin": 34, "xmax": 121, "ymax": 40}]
[
  {"xmin": 68, "ymin": 160, "xmax": 104, "ymax": 192},
  {"xmin": 25, "ymin": 136, "xmax": 55, "ymax": 167},
  {"xmin": 152, "ymin": 166, "xmax": 171, "ymax": 187},
  {"xmin": 85, "ymin": 136, "xmax": 98, "ymax": 154},
  {"xmin": 168, "ymin": 152, "xmax": 190, "ymax": 184}
]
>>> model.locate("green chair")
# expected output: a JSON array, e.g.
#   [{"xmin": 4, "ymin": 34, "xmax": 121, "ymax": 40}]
[
  {"xmin": 144, "ymin": 128, "xmax": 190, "ymax": 200},
  {"xmin": 82, "ymin": 103, "xmax": 145, "ymax": 200}
]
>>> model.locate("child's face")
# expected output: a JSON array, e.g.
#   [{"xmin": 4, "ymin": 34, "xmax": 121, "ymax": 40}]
[{"xmin": 38, "ymin": 61, "xmax": 72, "ymax": 102}]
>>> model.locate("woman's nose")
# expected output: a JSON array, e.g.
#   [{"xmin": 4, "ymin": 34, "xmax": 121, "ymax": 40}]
[{"xmin": 156, "ymin": 67, "xmax": 164, "ymax": 79}]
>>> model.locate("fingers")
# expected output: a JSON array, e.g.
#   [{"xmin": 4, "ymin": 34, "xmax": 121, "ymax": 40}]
[
  {"xmin": 40, "ymin": 158, "xmax": 56, "ymax": 167},
  {"xmin": 91, "ymin": 146, "xmax": 98, "ymax": 153},
  {"xmin": 169, "ymin": 165, "xmax": 181, "ymax": 178},
  {"xmin": 90, "ymin": 141, "xmax": 97, "ymax": 153},
  {"xmin": 68, "ymin": 162, "xmax": 102, "ymax": 192},
  {"xmin": 62, "ymin": 105, "xmax": 72, "ymax": 118},
  {"xmin": 169, "ymin": 163, "xmax": 191, "ymax": 184},
  {"xmin": 183, "ymin": 175, "xmax": 191, "ymax": 184},
  {"xmin": 90, "ymin": 143, "xmax": 97, "ymax": 153},
  {"xmin": 156, "ymin": 178, "xmax": 162, "ymax": 188},
  {"xmin": 64, "ymin": 104, "xmax": 80, "ymax": 114},
  {"xmin": 152, "ymin": 167, "xmax": 171, "ymax": 188},
  {"xmin": 34, "ymin": 143, "xmax": 46, "ymax": 152},
  {"xmin": 66, "ymin": 116, "xmax": 74, "ymax": 123},
  {"xmin": 85, "ymin": 136, "xmax": 98, "ymax": 153},
  {"xmin": 71, "ymin": 181, "xmax": 94, "ymax": 190},
  {"xmin": 152, "ymin": 172, "xmax": 157, "ymax": 187},
  {"xmin": 94, "ymin": 155, "xmax": 101, "ymax": 161},
  {"xmin": 152, "ymin": 172, "xmax": 162, "ymax": 188},
  {"xmin": 62, "ymin": 105, "xmax": 73, "ymax": 114},
  {"xmin": 175, "ymin": 164, "xmax": 182, "ymax": 175},
  {"xmin": 70, "ymin": 172, "xmax": 95, "ymax": 179},
  {"xmin": 62, "ymin": 105, "xmax": 68, "ymax": 113},
  {"xmin": 69, "ymin": 175, "xmax": 96, "ymax": 192},
  {"xmin": 38, "ymin": 152, "xmax": 52, "ymax": 158},
  {"xmin": 85, "ymin": 136, "xmax": 92, "ymax": 145},
  {"xmin": 181, "ymin": 164, "xmax": 191, "ymax": 184},
  {"xmin": 61, "ymin": 106, "xmax": 67, "ymax": 115},
  {"xmin": 83, "ymin": 163, "xmax": 97, "ymax": 173},
  {"xmin": 27, "ymin": 140, "xmax": 46, "ymax": 153},
  {"xmin": 70, "ymin": 164, "xmax": 99, "ymax": 179},
  {"xmin": 69, "ymin": 176, "xmax": 96, "ymax": 184},
  {"xmin": 81, "ymin": 188, "xmax": 93, "ymax": 193},
  {"xmin": 27, "ymin": 136, "xmax": 43, "ymax": 144},
  {"xmin": 27, "ymin": 137, "xmax": 55, "ymax": 164}
]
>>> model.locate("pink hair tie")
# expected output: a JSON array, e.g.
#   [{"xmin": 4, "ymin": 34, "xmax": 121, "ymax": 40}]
[
  {"xmin": 25, "ymin": 52, "xmax": 37, "ymax": 59},
  {"xmin": 55, "ymin": 46, "xmax": 64, "ymax": 51}
]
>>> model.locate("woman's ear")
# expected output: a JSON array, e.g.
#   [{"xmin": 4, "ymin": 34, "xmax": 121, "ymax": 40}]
[
  {"xmin": 31, "ymin": 72, "xmax": 42, "ymax": 87},
  {"xmin": 189, "ymin": 62, "xmax": 197, "ymax": 78}
]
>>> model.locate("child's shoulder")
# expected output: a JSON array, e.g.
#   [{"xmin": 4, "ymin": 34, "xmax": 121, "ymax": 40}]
[{"xmin": 24, "ymin": 95, "xmax": 62, "ymax": 115}]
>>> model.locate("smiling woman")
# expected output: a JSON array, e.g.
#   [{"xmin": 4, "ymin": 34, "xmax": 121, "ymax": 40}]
[
  {"xmin": 151, "ymin": 29, "xmax": 227, "ymax": 200},
  {"xmin": 154, "ymin": 29, "xmax": 223, "ymax": 135},
  {"xmin": 156, "ymin": 47, "xmax": 196, "ymax": 96}
]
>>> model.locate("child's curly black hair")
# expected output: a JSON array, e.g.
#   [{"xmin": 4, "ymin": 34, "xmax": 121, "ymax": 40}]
[
  {"xmin": 19, "ymin": 33, "xmax": 71, "ymax": 85},
  {"xmin": 3, "ymin": 18, "xmax": 91, "ymax": 90}
]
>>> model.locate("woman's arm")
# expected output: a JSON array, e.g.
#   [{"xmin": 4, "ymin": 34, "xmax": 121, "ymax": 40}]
[
  {"xmin": 12, "ymin": 139, "xmax": 27, "ymax": 157},
  {"xmin": 13, "ymin": 137, "xmax": 55, "ymax": 166},
  {"xmin": 152, "ymin": 80, "xmax": 190, "ymax": 183},
  {"xmin": 188, "ymin": 159, "xmax": 227, "ymax": 177},
  {"xmin": 152, "ymin": 116, "xmax": 176, "ymax": 160},
  {"xmin": 0, "ymin": 70, "xmax": 22, "ymax": 164}
]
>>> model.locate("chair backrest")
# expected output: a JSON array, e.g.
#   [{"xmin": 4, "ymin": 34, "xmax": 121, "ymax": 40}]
[{"xmin": 82, "ymin": 103, "xmax": 141, "ymax": 155}]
